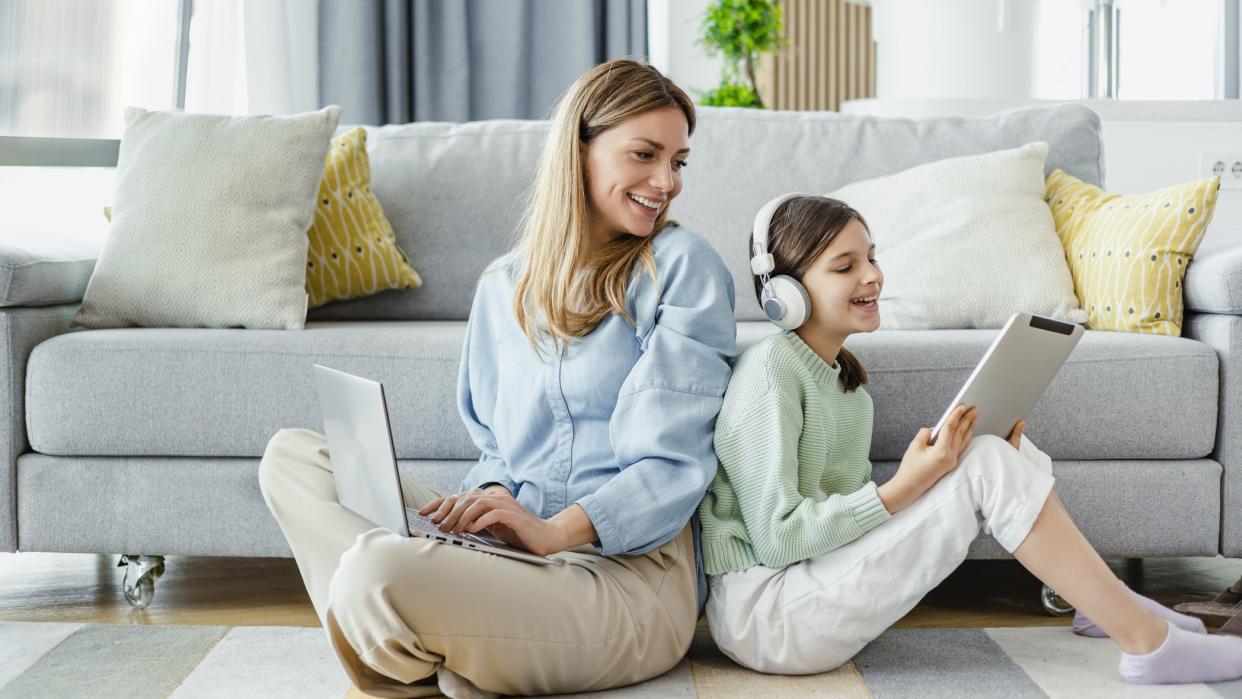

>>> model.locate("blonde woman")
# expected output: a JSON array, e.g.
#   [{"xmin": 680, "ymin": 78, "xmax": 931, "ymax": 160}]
[{"xmin": 259, "ymin": 60, "xmax": 736, "ymax": 697}]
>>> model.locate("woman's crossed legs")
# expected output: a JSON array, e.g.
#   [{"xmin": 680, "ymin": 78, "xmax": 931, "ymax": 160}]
[{"xmin": 258, "ymin": 428, "xmax": 698, "ymax": 697}]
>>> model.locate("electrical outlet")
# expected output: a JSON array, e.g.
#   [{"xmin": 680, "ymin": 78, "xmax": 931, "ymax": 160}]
[{"xmin": 1202, "ymin": 152, "xmax": 1242, "ymax": 190}]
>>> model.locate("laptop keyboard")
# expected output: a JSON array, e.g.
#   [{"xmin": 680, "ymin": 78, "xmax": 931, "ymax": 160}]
[{"xmin": 405, "ymin": 510, "xmax": 498, "ymax": 546}]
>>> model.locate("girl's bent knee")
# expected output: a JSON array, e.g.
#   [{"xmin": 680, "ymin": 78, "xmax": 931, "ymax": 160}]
[{"xmin": 959, "ymin": 434, "xmax": 1021, "ymax": 474}]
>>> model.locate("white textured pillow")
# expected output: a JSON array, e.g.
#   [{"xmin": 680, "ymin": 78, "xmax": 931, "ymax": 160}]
[
  {"xmin": 829, "ymin": 142, "xmax": 1087, "ymax": 330},
  {"xmin": 75, "ymin": 105, "xmax": 341, "ymax": 330}
]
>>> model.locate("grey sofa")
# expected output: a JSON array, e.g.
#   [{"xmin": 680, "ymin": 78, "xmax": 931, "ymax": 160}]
[{"xmin": 5, "ymin": 104, "xmax": 1242, "ymax": 609}]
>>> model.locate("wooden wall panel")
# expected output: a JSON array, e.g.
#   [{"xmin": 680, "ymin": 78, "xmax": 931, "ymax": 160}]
[{"xmin": 759, "ymin": 0, "xmax": 876, "ymax": 112}]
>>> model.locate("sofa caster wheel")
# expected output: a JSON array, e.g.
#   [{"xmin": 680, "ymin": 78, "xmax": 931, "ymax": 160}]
[
  {"xmin": 118, "ymin": 554, "xmax": 165, "ymax": 609},
  {"xmin": 1041, "ymin": 584, "xmax": 1074, "ymax": 616}
]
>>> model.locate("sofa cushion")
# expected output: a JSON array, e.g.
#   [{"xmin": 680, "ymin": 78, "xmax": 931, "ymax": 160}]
[
  {"xmin": 308, "ymin": 103, "xmax": 1104, "ymax": 323},
  {"xmin": 738, "ymin": 322, "xmax": 1217, "ymax": 461},
  {"xmin": 27, "ymin": 321, "xmax": 476, "ymax": 460},
  {"xmin": 27, "ymin": 320, "xmax": 1213, "ymax": 462}
]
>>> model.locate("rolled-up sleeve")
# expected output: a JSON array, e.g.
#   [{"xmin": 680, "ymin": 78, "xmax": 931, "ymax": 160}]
[
  {"xmin": 456, "ymin": 274, "xmax": 518, "ymax": 495},
  {"xmin": 576, "ymin": 232, "xmax": 737, "ymax": 555}
]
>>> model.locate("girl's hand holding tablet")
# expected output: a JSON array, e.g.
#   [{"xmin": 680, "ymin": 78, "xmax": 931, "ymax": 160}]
[
  {"xmin": 1007, "ymin": 419, "xmax": 1025, "ymax": 450},
  {"xmin": 877, "ymin": 405, "xmax": 978, "ymax": 514}
]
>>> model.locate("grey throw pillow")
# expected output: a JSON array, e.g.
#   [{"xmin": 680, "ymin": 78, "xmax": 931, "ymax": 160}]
[{"xmin": 74, "ymin": 105, "xmax": 341, "ymax": 330}]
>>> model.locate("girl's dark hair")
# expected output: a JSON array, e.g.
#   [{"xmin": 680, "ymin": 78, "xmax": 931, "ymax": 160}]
[{"xmin": 750, "ymin": 196, "xmax": 872, "ymax": 392}]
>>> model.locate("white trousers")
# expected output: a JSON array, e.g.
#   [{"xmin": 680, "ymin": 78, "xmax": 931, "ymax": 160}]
[{"xmin": 705, "ymin": 434, "xmax": 1056, "ymax": 675}]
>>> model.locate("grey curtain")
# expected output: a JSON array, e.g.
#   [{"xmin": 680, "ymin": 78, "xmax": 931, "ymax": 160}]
[{"xmin": 319, "ymin": 0, "xmax": 647, "ymax": 124}]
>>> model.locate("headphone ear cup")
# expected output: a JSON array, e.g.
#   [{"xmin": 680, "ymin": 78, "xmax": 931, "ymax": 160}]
[{"xmin": 764, "ymin": 275, "xmax": 811, "ymax": 330}]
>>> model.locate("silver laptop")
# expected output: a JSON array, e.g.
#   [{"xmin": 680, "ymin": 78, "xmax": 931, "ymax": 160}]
[
  {"xmin": 930, "ymin": 313, "xmax": 1084, "ymax": 445},
  {"xmin": 312, "ymin": 364, "xmax": 562, "ymax": 566}
]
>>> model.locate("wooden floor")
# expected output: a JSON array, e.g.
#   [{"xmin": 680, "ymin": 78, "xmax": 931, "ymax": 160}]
[{"xmin": 0, "ymin": 551, "xmax": 1238, "ymax": 629}]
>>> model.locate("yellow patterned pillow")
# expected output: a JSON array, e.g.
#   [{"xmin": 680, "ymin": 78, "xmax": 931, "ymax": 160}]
[
  {"xmin": 306, "ymin": 127, "xmax": 422, "ymax": 308},
  {"xmin": 1045, "ymin": 170, "xmax": 1219, "ymax": 335}
]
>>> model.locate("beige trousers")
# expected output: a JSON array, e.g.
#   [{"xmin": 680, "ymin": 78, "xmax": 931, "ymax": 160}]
[{"xmin": 257, "ymin": 428, "xmax": 698, "ymax": 697}]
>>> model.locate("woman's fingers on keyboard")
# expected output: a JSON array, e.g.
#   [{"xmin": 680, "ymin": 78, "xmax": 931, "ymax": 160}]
[
  {"xmin": 429, "ymin": 494, "xmax": 460, "ymax": 524},
  {"xmin": 418, "ymin": 496, "xmax": 446, "ymax": 517}
]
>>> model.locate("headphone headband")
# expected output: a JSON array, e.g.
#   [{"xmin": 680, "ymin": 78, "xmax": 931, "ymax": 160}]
[
  {"xmin": 751, "ymin": 193, "xmax": 810, "ymax": 275},
  {"xmin": 750, "ymin": 193, "xmax": 815, "ymax": 330}
]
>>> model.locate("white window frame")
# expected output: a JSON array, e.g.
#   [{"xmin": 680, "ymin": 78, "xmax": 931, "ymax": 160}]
[
  {"xmin": 1085, "ymin": 0, "xmax": 1239, "ymax": 99},
  {"xmin": 1224, "ymin": 0, "xmax": 1240, "ymax": 98},
  {"xmin": 0, "ymin": 0, "xmax": 190, "ymax": 167}
]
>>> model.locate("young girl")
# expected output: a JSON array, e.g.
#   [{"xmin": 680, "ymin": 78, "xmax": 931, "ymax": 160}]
[{"xmin": 698, "ymin": 194, "xmax": 1242, "ymax": 685}]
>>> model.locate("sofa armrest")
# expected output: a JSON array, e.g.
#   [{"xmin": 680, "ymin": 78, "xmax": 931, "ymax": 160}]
[
  {"xmin": 1185, "ymin": 245, "xmax": 1242, "ymax": 315},
  {"xmin": 0, "ymin": 304, "xmax": 81, "ymax": 551},
  {"xmin": 0, "ymin": 237, "xmax": 99, "ymax": 308},
  {"xmin": 1184, "ymin": 312, "xmax": 1242, "ymax": 556}
]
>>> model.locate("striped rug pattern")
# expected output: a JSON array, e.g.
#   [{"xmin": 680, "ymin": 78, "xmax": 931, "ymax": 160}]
[{"xmin": 2, "ymin": 620, "xmax": 1240, "ymax": 698}]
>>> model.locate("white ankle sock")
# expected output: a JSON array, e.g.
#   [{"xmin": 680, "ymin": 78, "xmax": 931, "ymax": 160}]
[{"xmin": 1120, "ymin": 621, "xmax": 1242, "ymax": 685}]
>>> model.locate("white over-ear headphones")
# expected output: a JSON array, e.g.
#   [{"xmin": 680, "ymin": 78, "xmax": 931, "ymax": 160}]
[{"xmin": 751, "ymin": 193, "xmax": 812, "ymax": 330}]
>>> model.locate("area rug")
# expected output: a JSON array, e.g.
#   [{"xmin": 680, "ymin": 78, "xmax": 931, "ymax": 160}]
[{"xmin": 2, "ymin": 620, "xmax": 1240, "ymax": 698}]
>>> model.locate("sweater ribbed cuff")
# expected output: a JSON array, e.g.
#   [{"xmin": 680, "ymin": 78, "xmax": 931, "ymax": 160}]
[
  {"xmin": 701, "ymin": 538, "xmax": 761, "ymax": 576},
  {"xmin": 845, "ymin": 482, "xmax": 892, "ymax": 533}
]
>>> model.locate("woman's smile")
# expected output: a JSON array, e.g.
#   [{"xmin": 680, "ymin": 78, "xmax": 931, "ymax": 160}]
[{"xmin": 626, "ymin": 192, "xmax": 663, "ymax": 219}]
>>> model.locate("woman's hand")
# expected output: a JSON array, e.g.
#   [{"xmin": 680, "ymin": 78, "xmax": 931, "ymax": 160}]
[
  {"xmin": 878, "ymin": 405, "xmax": 978, "ymax": 514},
  {"xmin": 1007, "ymin": 419, "xmax": 1025, "ymax": 450},
  {"xmin": 417, "ymin": 487, "xmax": 590, "ymax": 556}
]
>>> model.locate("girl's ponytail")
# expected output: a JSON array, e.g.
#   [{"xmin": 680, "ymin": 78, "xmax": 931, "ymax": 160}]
[{"xmin": 836, "ymin": 347, "xmax": 868, "ymax": 393}]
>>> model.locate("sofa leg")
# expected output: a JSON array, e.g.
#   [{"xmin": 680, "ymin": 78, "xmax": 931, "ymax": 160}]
[
  {"xmin": 1041, "ymin": 584, "xmax": 1075, "ymax": 616},
  {"xmin": 117, "ymin": 554, "xmax": 166, "ymax": 609}
]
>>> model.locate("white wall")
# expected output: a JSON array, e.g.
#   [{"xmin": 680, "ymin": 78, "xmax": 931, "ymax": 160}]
[
  {"xmin": 870, "ymin": 0, "xmax": 1040, "ymax": 99},
  {"xmin": 647, "ymin": 0, "xmax": 725, "ymax": 98}
]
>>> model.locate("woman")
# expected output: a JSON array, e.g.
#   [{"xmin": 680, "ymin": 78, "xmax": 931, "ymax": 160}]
[{"xmin": 258, "ymin": 59, "xmax": 737, "ymax": 697}]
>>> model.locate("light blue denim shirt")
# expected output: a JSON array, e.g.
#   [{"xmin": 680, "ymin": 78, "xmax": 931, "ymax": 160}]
[{"xmin": 457, "ymin": 226, "xmax": 736, "ymax": 591}]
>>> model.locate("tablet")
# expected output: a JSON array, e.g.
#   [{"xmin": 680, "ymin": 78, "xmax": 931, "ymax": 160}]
[{"xmin": 930, "ymin": 313, "xmax": 1084, "ymax": 445}]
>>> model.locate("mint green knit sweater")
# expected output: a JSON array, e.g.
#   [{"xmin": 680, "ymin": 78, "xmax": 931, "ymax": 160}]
[{"xmin": 698, "ymin": 331, "xmax": 892, "ymax": 575}]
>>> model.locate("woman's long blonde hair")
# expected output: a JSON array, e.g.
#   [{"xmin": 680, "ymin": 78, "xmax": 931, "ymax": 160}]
[{"xmin": 507, "ymin": 59, "xmax": 696, "ymax": 353}]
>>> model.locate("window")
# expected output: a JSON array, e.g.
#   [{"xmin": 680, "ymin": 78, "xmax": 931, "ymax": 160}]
[
  {"xmin": 1116, "ymin": 0, "xmax": 1220, "ymax": 99},
  {"xmin": 1036, "ymin": 0, "xmax": 1092, "ymax": 99},
  {"xmin": 0, "ymin": 0, "xmax": 188, "ymax": 242},
  {"xmin": 1035, "ymin": 0, "xmax": 1236, "ymax": 99},
  {"xmin": 2, "ymin": 167, "xmax": 115, "ymax": 243},
  {"xmin": 0, "ymin": 0, "xmax": 182, "ymax": 139}
]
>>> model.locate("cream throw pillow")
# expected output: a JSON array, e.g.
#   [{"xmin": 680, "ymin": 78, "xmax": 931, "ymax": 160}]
[
  {"xmin": 828, "ymin": 142, "xmax": 1087, "ymax": 330},
  {"xmin": 75, "ymin": 105, "xmax": 341, "ymax": 330}
]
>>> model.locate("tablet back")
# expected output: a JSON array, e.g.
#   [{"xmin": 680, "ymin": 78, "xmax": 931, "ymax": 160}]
[{"xmin": 931, "ymin": 313, "xmax": 1084, "ymax": 444}]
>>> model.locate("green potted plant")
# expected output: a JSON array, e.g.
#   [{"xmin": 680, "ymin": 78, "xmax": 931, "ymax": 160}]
[{"xmin": 698, "ymin": 0, "xmax": 785, "ymax": 108}]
